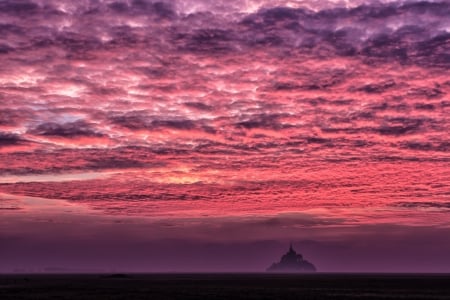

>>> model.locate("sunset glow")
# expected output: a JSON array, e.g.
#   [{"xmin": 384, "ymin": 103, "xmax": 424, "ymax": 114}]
[{"xmin": 0, "ymin": 0, "xmax": 449, "ymax": 273}]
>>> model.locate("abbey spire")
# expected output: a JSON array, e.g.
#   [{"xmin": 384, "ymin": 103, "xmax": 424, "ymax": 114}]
[{"xmin": 267, "ymin": 243, "xmax": 316, "ymax": 272}]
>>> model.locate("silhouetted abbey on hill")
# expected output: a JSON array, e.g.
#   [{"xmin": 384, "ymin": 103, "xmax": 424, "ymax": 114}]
[{"xmin": 267, "ymin": 244, "xmax": 316, "ymax": 272}]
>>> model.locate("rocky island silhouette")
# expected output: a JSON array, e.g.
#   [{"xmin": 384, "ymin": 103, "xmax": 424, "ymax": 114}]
[{"xmin": 267, "ymin": 244, "xmax": 316, "ymax": 272}]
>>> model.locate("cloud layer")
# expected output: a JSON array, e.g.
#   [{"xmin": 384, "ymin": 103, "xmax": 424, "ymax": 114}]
[{"xmin": 0, "ymin": 0, "xmax": 449, "ymax": 271}]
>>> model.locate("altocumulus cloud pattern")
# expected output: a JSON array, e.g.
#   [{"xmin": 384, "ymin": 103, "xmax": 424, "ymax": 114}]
[{"xmin": 0, "ymin": 0, "xmax": 449, "ymax": 273}]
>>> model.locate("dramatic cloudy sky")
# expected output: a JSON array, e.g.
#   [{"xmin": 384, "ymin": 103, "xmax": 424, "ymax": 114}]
[{"xmin": 0, "ymin": 0, "xmax": 449, "ymax": 272}]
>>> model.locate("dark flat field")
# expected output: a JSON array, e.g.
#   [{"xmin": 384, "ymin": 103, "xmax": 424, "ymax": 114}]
[{"xmin": 1, "ymin": 273, "xmax": 449, "ymax": 300}]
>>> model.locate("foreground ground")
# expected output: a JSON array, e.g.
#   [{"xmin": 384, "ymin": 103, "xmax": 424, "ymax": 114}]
[{"xmin": 1, "ymin": 273, "xmax": 449, "ymax": 299}]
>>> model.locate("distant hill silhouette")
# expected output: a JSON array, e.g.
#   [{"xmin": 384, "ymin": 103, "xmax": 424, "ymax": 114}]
[{"xmin": 267, "ymin": 244, "xmax": 316, "ymax": 272}]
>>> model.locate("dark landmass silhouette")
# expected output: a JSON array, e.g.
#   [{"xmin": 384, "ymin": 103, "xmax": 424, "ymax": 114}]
[
  {"xmin": 102, "ymin": 274, "xmax": 131, "ymax": 279},
  {"xmin": 2, "ymin": 274, "xmax": 449, "ymax": 300},
  {"xmin": 267, "ymin": 244, "xmax": 316, "ymax": 272}
]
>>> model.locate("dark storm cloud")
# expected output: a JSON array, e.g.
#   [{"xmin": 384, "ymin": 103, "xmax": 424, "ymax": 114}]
[
  {"xmin": 321, "ymin": 113, "xmax": 436, "ymax": 137},
  {"xmin": 377, "ymin": 118, "xmax": 425, "ymax": 136},
  {"xmin": 268, "ymin": 68, "xmax": 347, "ymax": 91},
  {"xmin": 0, "ymin": 44, "xmax": 14, "ymax": 54},
  {"xmin": 85, "ymin": 158, "xmax": 159, "ymax": 170},
  {"xmin": 108, "ymin": 112, "xmax": 216, "ymax": 132},
  {"xmin": 54, "ymin": 34, "xmax": 103, "ymax": 55},
  {"xmin": 0, "ymin": 133, "xmax": 25, "ymax": 146},
  {"xmin": 183, "ymin": 102, "xmax": 214, "ymax": 111},
  {"xmin": 409, "ymin": 87, "xmax": 445, "ymax": 99},
  {"xmin": 176, "ymin": 28, "xmax": 237, "ymax": 53},
  {"xmin": 394, "ymin": 201, "xmax": 450, "ymax": 209},
  {"xmin": 0, "ymin": 207, "xmax": 22, "ymax": 210},
  {"xmin": 235, "ymin": 113, "xmax": 291, "ymax": 130},
  {"xmin": 0, "ymin": 0, "xmax": 39, "ymax": 15},
  {"xmin": 0, "ymin": 24, "xmax": 24, "ymax": 36},
  {"xmin": 0, "ymin": 109, "xmax": 33, "ymax": 126},
  {"xmin": 152, "ymin": 119, "xmax": 197, "ymax": 130},
  {"xmin": 28, "ymin": 120, "xmax": 103, "ymax": 138},
  {"xmin": 0, "ymin": 146, "xmax": 167, "ymax": 174},
  {"xmin": 108, "ymin": 0, "xmax": 176, "ymax": 18},
  {"xmin": 401, "ymin": 141, "xmax": 450, "ymax": 152},
  {"xmin": 350, "ymin": 80, "xmax": 397, "ymax": 94}
]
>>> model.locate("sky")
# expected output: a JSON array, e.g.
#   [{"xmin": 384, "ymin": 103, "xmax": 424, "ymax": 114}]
[{"xmin": 0, "ymin": 0, "xmax": 449, "ymax": 273}]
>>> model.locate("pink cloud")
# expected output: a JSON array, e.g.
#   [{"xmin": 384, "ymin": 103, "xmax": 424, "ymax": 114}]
[{"xmin": 0, "ymin": 0, "xmax": 449, "ymax": 272}]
